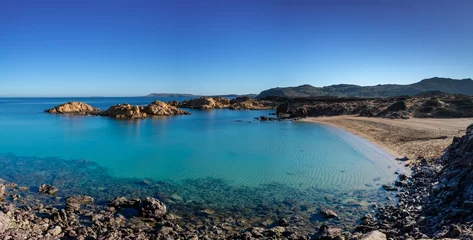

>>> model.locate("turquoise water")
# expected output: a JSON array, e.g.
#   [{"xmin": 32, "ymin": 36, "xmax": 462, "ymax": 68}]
[
  {"xmin": 0, "ymin": 97, "xmax": 401, "ymax": 189},
  {"xmin": 0, "ymin": 97, "xmax": 405, "ymax": 228}
]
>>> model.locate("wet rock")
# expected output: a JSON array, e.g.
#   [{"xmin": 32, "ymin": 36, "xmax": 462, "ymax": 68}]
[
  {"xmin": 45, "ymin": 102, "xmax": 100, "ymax": 115},
  {"xmin": 140, "ymin": 197, "xmax": 167, "ymax": 219},
  {"xmin": 65, "ymin": 195, "xmax": 94, "ymax": 212},
  {"xmin": 278, "ymin": 218, "xmax": 289, "ymax": 227},
  {"xmin": 38, "ymin": 184, "xmax": 58, "ymax": 195},
  {"xmin": 361, "ymin": 230, "xmax": 386, "ymax": 240},
  {"xmin": 395, "ymin": 156, "xmax": 409, "ymax": 161},
  {"xmin": 312, "ymin": 224, "xmax": 344, "ymax": 240},
  {"xmin": 381, "ymin": 184, "xmax": 397, "ymax": 191},
  {"xmin": 0, "ymin": 184, "xmax": 5, "ymax": 197},
  {"xmin": 109, "ymin": 197, "xmax": 141, "ymax": 209},
  {"xmin": 320, "ymin": 209, "xmax": 338, "ymax": 219}
]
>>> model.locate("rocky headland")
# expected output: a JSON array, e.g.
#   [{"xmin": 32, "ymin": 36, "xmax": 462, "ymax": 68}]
[{"xmin": 276, "ymin": 92, "xmax": 473, "ymax": 120}]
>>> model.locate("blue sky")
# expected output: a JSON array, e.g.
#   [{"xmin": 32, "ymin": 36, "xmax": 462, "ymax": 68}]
[{"xmin": 1, "ymin": 0, "xmax": 472, "ymax": 97}]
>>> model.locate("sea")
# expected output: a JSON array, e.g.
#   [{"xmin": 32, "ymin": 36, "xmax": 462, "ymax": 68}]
[{"xmin": 0, "ymin": 97, "xmax": 405, "ymax": 228}]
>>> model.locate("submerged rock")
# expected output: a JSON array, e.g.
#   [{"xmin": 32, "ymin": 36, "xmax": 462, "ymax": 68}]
[
  {"xmin": 140, "ymin": 197, "xmax": 167, "ymax": 219},
  {"xmin": 320, "ymin": 209, "xmax": 338, "ymax": 219},
  {"xmin": 312, "ymin": 224, "xmax": 344, "ymax": 240},
  {"xmin": 109, "ymin": 197, "xmax": 141, "ymax": 209},
  {"xmin": 65, "ymin": 195, "xmax": 94, "ymax": 212},
  {"xmin": 45, "ymin": 102, "xmax": 100, "ymax": 115},
  {"xmin": 38, "ymin": 184, "xmax": 58, "ymax": 195}
]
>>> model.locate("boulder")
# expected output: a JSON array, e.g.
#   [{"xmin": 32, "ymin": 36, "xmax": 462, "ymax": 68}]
[
  {"xmin": 386, "ymin": 101, "xmax": 407, "ymax": 111},
  {"xmin": 65, "ymin": 195, "xmax": 94, "ymax": 212},
  {"xmin": 143, "ymin": 101, "xmax": 190, "ymax": 116},
  {"xmin": 312, "ymin": 225, "xmax": 345, "ymax": 240},
  {"xmin": 45, "ymin": 102, "xmax": 100, "ymax": 115},
  {"xmin": 100, "ymin": 104, "xmax": 148, "ymax": 119},
  {"xmin": 38, "ymin": 184, "xmax": 58, "ymax": 195},
  {"xmin": 320, "ymin": 209, "xmax": 338, "ymax": 218},
  {"xmin": 361, "ymin": 230, "xmax": 386, "ymax": 240},
  {"xmin": 140, "ymin": 197, "xmax": 167, "ymax": 219},
  {"xmin": 109, "ymin": 197, "xmax": 141, "ymax": 209},
  {"xmin": 0, "ymin": 212, "xmax": 13, "ymax": 234}
]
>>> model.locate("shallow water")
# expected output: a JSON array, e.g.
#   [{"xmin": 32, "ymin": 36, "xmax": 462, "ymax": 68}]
[{"xmin": 0, "ymin": 97, "xmax": 405, "ymax": 228}]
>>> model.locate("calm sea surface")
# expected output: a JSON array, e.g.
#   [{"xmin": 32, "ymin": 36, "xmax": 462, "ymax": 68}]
[{"xmin": 0, "ymin": 97, "xmax": 405, "ymax": 226}]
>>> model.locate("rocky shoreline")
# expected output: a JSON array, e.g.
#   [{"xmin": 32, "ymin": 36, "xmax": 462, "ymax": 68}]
[
  {"xmin": 2, "ymin": 123, "xmax": 473, "ymax": 239},
  {"xmin": 275, "ymin": 91, "xmax": 473, "ymax": 120}
]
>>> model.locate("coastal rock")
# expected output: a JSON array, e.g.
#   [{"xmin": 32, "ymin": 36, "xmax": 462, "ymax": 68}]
[
  {"xmin": 312, "ymin": 225, "xmax": 344, "ymax": 240},
  {"xmin": 179, "ymin": 97, "xmax": 230, "ymax": 109},
  {"xmin": 0, "ymin": 184, "xmax": 5, "ymax": 197},
  {"xmin": 361, "ymin": 230, "xmax": 386, "ymax": 240},
  {"xmin": 65, "ymin": 195, "xmax": 94, "ymax": 212},
  {"xmin": 45, "ymin": 102, "xmax": 100, "ymax": 115},
  {"xmin": 109, "ymin": 197, "xmax": 141, "ymax": 208},
  {"xmin": 229, "ymin": 97, "xmax": 277, "ymax": 110},
  {"xmin": 100, "ymin": 103, "xmax": 148, "ymax": 119},
  {"xmin": 320, "ymin": 209, "xmax": 338, "ymax": 218},
  {"xmin": 0, "ymin": 212, "xmax": 13, "ymax": 234},
  {"xmin": 140, "ymin": 197, "xmax": 167, "ymax": 219},
  {"xmin": 38, "ymin": 184, "xmax": 58, "ymax": 195},
  {"xmin": 143, "ymin": 101, "xmax": 190, "ymax": 116}
]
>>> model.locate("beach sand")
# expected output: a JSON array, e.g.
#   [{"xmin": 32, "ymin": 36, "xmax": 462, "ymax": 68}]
[{"xmin": 301, "ymin": 116, "xmax": 473, "ymax": 160}]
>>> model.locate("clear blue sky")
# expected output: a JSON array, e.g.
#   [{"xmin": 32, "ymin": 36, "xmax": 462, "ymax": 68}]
[{"xmin": 1, "ymin": 0, "xmax": 472, "ymax": 97}]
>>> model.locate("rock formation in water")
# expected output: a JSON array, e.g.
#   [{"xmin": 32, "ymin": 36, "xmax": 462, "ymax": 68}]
[
  {"xmin": 143, "ymin": 100, "xmax": 190, "ymax": 116},
  {"xmin": 45, "ymin": 102, "xmax": 100, "ymax": 115},
  {"xmin": 228, "ymin": 97, "xmax": 278, "ymax": 110},
  {"xmin": 178, "ymin": 96, "xmax": 230, "ymax": 109},
  {"xmin": 100, "ymin": 103, "xmax": 149, "ymax": 119},
  {"xmin": 94, "ymin": 101, "xmax": 191, "ymax": 119}
]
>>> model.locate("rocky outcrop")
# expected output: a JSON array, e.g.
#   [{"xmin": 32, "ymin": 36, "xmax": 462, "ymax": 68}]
[
  {"xmin": 100, "ymin": 104, "xmax": 148, "ymax": 119},
  {"xmin": 65, "ymin": 195, "xmax": 94, "ymax": 212},
  {"xmin": 100, "ymin": 101, "xmax": 189, "ymax": 119},
  {"xmin": 45, "ymin": 102, "xmax": 100, "ymax": 115},
  {"xmin": 179, "ymin": 96, "xmax": 230, "ymax": 109},
  {"xmin": 140, "ymin": 197, "xmax": 167, "ymax": 219},
  {"xmin": 38, "ymin": 184, "xmax": 58, "ymax": 195},
  {"xmin": 276, "ymin": 94, "xmax": 473, "ymax": 119},
  {"xmin": 143, "ymin": 101, "xmax": 190, "ymax": 116},
  {"xmin": 228, "ymin": 97, "xmax": 278, "ymax": 110},
  {"xmin": 277, "ymin": 98, "xmax": 367, "ymax": 119}
]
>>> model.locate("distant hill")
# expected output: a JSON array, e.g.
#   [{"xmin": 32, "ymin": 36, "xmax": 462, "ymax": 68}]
[
  {"xmin": 257, "ymin": 77, "xmax": 473, "ymax": 98},
  {"xmin": 146, "ymin": 93, "xmax": 257, "ymax": 98},
  {"xmin": 146, "ymin": 93, "xmax": 196, "ymax": 97}
]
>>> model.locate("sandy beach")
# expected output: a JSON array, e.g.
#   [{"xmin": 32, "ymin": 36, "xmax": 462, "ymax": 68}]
[{"xmin": 301, "ymin": 116, "xmax": 473, "ymax": 159}]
